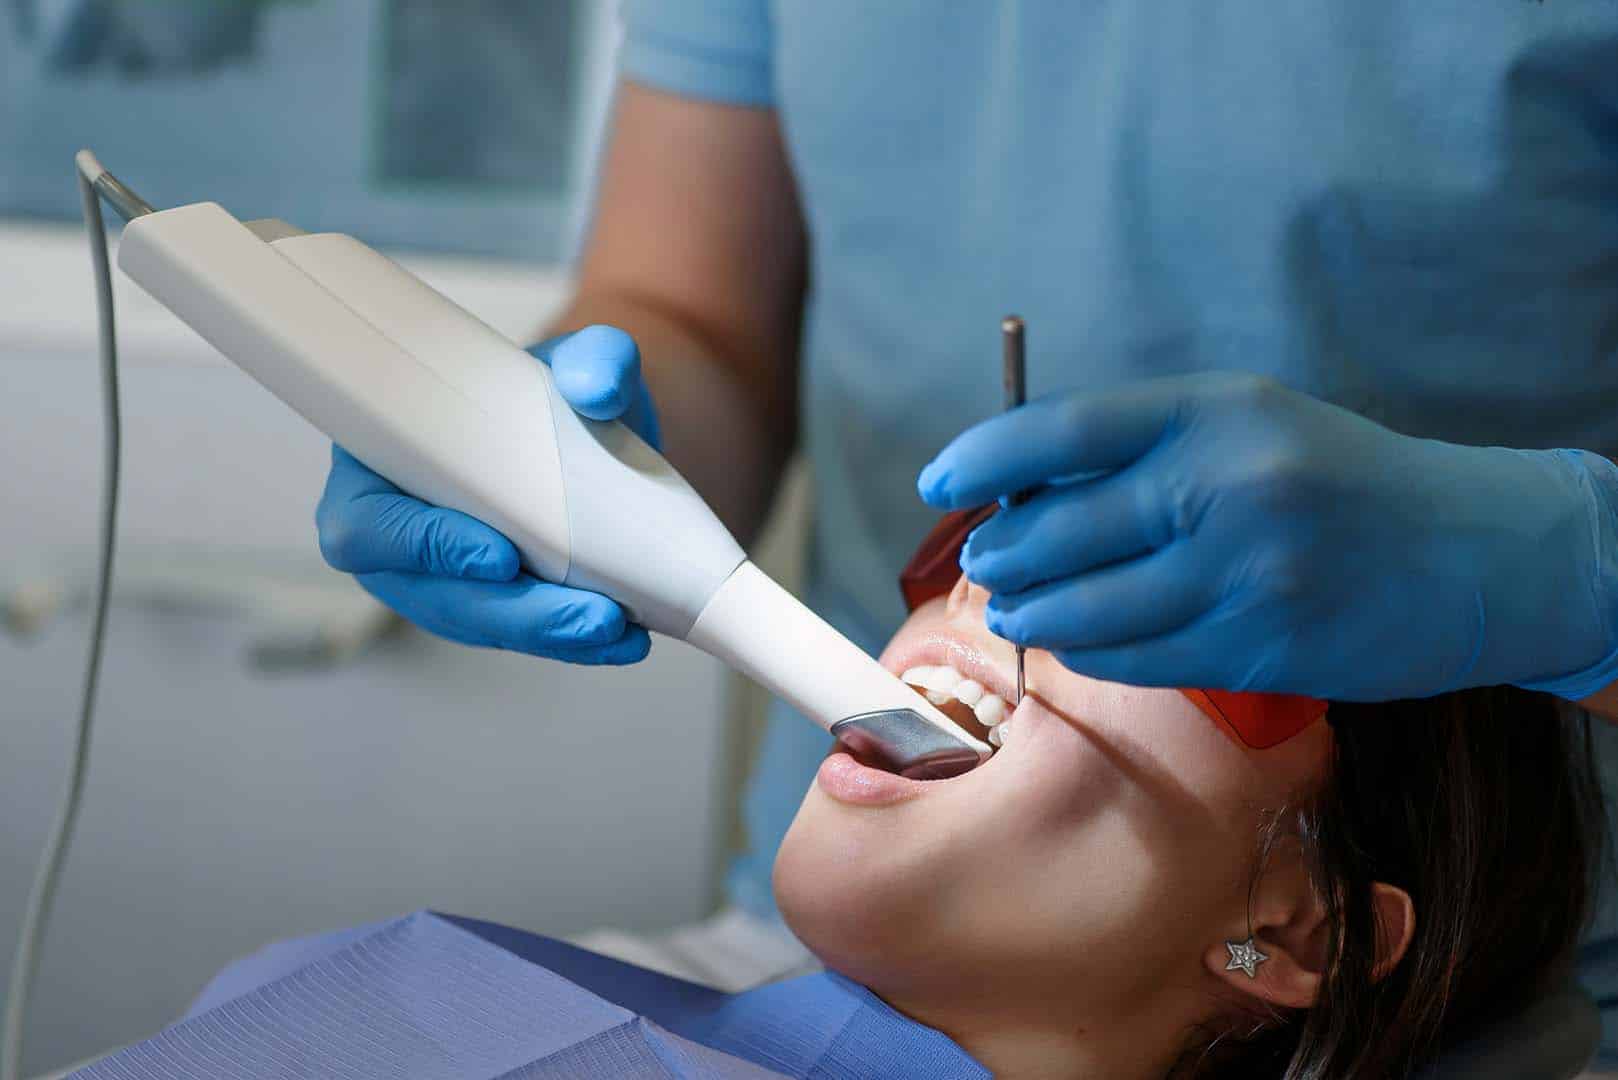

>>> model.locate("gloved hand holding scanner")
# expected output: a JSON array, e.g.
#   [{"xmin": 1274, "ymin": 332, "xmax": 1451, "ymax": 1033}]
[{"xmin": 318, "ymin": 328, "xmax": 661, "ymax": 666}]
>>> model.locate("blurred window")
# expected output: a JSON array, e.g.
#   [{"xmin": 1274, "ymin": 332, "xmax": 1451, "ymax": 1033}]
[{"xmin": 0, "ymin": 0, "xmax": 610, "ymax": 260}]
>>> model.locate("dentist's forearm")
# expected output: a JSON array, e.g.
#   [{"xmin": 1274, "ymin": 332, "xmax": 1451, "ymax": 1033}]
[
  {"xmin": 544, "ymin": 84, "xmax": 807, "ymax": 549},
  {"xmin": 1577, "ymin": 684, "xmax": 1618, "ymax": 722},
  {"xmin": 546, "ymin": 290, "xmax": 796, "ymax": 547}
]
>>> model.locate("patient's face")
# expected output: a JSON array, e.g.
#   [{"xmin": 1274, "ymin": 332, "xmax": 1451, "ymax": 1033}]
[{"xmin": 774, "ymin": 575, "xmax": 1332, "ymax": 1019}]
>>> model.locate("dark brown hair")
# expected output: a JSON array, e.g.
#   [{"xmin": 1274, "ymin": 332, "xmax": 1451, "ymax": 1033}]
[{"xmin": 1197, "ymin": 687, "xmax": 1608, "ymax": 1078}]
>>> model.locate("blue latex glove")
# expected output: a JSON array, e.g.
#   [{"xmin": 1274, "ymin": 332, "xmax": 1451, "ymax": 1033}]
[
  {"xmin": 918, "ymin": 372, "xmax": 1618, "ymax": 702},
  {"xmin": 316, "ymin": 325, "xmax": 660, "ymax": 664}
]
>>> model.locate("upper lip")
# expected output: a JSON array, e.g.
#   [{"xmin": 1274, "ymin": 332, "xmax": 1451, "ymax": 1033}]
[{"xmin": 882, "ymin": 628, "xmax": 1019, "ymax": 708}]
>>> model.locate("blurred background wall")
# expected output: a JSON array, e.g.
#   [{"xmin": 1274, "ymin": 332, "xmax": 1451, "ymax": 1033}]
[
  {"xmin": 0, "ymin": 2, "xmax": 805, "ymax": 1074},
  {"xmin": 1, "ymin": 0, "xmax": 615, "ymax": 257}
]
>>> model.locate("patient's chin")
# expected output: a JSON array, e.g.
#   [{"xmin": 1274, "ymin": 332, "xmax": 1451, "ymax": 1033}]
[
  {"xmin": 773, "ymin": 814, "xmax": 854, "ymax": 962},
  {"xmin": 773, "ymin": 809, "xmax": 958, "ymax": 990},
  {"xmin": 773, "ymin": 859, "xmax": 910, "ymax": 988}
]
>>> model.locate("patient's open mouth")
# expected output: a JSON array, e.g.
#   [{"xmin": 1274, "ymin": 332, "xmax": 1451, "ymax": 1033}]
[
  {"xmin": 818, "ymin": 630, "xmax": 1021, "ymax": 802},
  {"xmin": 831, "ymin": 673, "xmax": 1012, "ymax": 774},
  {"xmin": 821, "ymin": 654, "xmax": 1018, "ymax": 803},
  {"xmin": 899, "ymin": 664, "xmax": 1014, "ymax": 748}
]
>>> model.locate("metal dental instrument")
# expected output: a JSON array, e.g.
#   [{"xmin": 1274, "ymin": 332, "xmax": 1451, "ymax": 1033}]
[{"xmin": 1001, "ymin": 315, "xmax": 1027, "ymax": 706}]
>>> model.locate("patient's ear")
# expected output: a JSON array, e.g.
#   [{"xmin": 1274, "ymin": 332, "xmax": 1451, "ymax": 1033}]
[
  {"xmin": 1366, "ymin": 882, "xmax": 1415, "ymax": 982},
  {"xmin": 1203, "ymin": 856, "xmax": 1415, "ymax": 1010}
]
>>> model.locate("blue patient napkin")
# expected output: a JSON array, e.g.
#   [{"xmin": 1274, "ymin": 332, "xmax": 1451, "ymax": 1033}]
[
  {"xmin": 73, "ymin": 912, "xmax": 778, "ymax": 1079},
  {"xmin": 72, "ymin": 912, "xmax": 987, "ymax": 1079}
]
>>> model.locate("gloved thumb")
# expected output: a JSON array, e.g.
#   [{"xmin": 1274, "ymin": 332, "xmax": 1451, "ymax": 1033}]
[
  {"xmin": 530, "ymin": 325, "xmax": 662, "ymax": 448},
  {"xmin": 542, "ymin": 325, "xmax": 639, "ymax": 419}
]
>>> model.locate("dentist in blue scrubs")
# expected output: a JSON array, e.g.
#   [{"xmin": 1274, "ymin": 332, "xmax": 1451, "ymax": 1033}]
[{"xmin": 316, "ymin": 3, "xmax": 1618, "ymax": 1062}]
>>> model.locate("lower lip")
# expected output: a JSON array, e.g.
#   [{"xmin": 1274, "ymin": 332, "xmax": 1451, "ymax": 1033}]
[{"xmin": 815, "ymin": 751, "xmax": 933, "ymax": 806}]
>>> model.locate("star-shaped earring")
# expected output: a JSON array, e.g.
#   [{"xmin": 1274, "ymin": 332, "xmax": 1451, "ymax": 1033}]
[{"xmin": 1225, "ymin": 937, "xmax": 1269, "ymax": 979}]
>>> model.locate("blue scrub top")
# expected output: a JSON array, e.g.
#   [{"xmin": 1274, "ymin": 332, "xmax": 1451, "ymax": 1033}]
[{"xmin": 619, "ymin": 0, "xmax": 1618, "ymax": 1059}]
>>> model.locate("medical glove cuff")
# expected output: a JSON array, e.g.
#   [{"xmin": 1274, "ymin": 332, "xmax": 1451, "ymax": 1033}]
[{"xmin": 1514, "ymin": 449, "xmax": 1618, "ymax": 700}]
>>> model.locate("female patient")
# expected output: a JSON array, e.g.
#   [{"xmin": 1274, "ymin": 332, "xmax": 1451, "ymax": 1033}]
[
  {"xmin": 775, "ymin": 543, "xmax": 1607, "ymax": 1078},
  {"xmin": 98, "ymin": 518, "xmax": 1607, "ymax": 1080}
]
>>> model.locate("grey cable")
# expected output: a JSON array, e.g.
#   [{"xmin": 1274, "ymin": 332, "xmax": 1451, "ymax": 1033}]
[{"xmin": 0, "ymin": 159, "xmax": 129, "ymax": 1080}]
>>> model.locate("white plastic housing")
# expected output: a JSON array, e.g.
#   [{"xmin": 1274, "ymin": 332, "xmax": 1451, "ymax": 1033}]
[
  {"xmin": 687, "ymin": 561, "xmax": 972, "ymax": 739},
  {"xmin": 118, "ymin": 202, "xmax": 738, "ymax": 637},
  {"xmin": 115, "ymin": 202, "xmax": 986, "ymax": 757}
]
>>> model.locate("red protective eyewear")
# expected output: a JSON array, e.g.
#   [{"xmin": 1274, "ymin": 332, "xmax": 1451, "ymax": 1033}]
[{"xmin": 898, "ymin": 506, "xmax": 1327, "ymax": 749}]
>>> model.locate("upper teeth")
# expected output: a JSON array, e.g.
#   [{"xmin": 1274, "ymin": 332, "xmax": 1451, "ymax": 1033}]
[{"xmin": 901, "ymin": 664, "xmax": 1014, "ymax": 745}]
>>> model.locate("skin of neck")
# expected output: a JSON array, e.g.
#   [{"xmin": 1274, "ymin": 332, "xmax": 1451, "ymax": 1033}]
[{"xmin": 872, "ymin": 977, "xmax": 1206, "ymax": 1080}]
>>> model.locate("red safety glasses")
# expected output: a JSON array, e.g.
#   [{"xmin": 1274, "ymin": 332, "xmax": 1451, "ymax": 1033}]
[{"xmin": 899, "ymin": 505, "xmax": 1327, "ymax": 749}]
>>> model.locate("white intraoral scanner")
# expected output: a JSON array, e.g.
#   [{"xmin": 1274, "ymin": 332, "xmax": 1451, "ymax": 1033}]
[{"xmin": 94, "ymin": 155, "xmax": 991, "ymax": 780}]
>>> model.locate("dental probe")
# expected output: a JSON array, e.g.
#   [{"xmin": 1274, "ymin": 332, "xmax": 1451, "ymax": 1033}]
[{"xmin": 1001, "ymin": 315, "xmax": 1027, "ymax": 705}]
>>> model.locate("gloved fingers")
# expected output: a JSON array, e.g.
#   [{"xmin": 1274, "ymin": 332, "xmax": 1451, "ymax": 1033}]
[
  {"xmin": 1046, "ymin": 596, "xmax": 1292, "ymax": 691},
  {"xmin": 318, "ymin": 446, "xmax": 519, "ymax": 580},
  {"xmin": 530, "ymin": 326, "xmax": 662, "ymax": 448},
  {"xmin": 983, "ymin": 542, "xmax": 1218, "ymax": 654},
  {"xmin": 960, "ymin": 470, "xmax": 1174, "ymax": 594},
  {"xmin": 542, "ymin": 628, "xmax": 655, "ymax": 666},
  {"xmin": 620, "ymin": 376, "xmax": 664, "ymax": 451},
  {"xmin": 323, "ymin": 443, "xmax": 399, "ymax": 499},
  {"xmin": 1049, "ymin": 625, "xmax": 1236, "ymax": 692},
  {"xmin": 918, "ymin": 381, "xmax": 1181, "ymax": 509},
  {"xmin": 355, "ymin": 571, "xmax": 650, "ymax": 662}
]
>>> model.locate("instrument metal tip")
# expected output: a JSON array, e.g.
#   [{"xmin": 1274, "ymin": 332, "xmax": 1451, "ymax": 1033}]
[{"xmin": 1001, "ymin": 315, "xmax": 1028, "ymax": 705}]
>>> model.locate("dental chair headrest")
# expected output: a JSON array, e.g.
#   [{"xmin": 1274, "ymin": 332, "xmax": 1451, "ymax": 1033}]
[{"xmin": 1416, "ymin": 981, "xmax": 1599, "ymax": 1079}]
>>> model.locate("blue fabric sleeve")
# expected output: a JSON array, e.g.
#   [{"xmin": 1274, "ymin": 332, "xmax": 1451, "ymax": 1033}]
[{"xmin": 618, "ymin": 0, "xmax": 773, "ymax": 106}]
